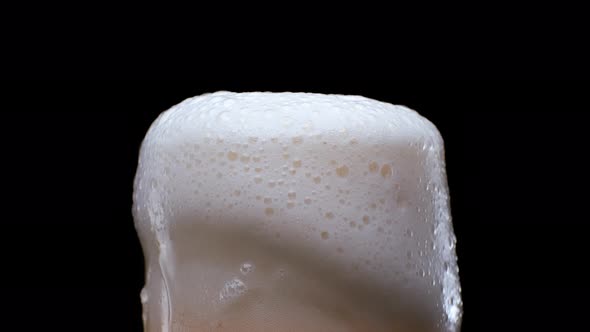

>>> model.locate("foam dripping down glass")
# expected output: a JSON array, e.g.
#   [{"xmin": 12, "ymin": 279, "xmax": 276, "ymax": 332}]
[{"xmin": 132, "ymin": 92, "xmax": 462, "ymax": 332}]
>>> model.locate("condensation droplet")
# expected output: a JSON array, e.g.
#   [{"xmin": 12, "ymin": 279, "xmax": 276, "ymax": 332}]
[
  {"xmin": 321, "ymin": 231, "xmax": 329, "ymax": 239},
  {"xmin": 265, "ymin": 207, "xmax": 274, "ymax": 216}
]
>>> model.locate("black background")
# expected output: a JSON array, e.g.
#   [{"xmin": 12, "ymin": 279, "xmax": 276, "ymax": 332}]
[{"xmin": 1, "ymin": 81, "xmax": 587, "ymax": 331}]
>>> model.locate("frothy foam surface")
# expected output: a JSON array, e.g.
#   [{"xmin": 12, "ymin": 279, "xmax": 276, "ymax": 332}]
[{"xmin": 133, "ymin": 91, "xmax": 462, "ymax": 332}]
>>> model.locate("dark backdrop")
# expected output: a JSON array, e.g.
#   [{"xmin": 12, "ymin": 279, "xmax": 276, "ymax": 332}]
[{"xmin": 1, "ymin": 81, "xmax": 587, "ymax": 331}]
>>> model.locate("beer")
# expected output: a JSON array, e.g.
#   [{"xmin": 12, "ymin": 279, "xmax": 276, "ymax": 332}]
[{"xmin": 132, "ymin": 92, "xmax": 462, "ymax": 331}]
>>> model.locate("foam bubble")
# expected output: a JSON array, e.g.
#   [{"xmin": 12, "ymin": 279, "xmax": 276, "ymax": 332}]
[
  {"xmin": 264, "ymin": 207, "xmax": 274, "ymax": 216},
  {"xmin": 335, "ymin": 165, "xmax": 349, "ymax": 177},
  {"xmin": 227, "ymin": 151, "xmax": 238, "ymax": 161}
]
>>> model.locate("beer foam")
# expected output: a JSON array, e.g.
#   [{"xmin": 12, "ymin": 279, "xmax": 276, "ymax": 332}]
[{"xmin": 133, "ymin": 91, "xmax": 462, "ymax": 332}]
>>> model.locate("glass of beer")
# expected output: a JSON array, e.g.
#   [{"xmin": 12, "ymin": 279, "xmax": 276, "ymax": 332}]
[{"xmin": 132, "ymin": 92, "xmax": 462, "ymax": 331}]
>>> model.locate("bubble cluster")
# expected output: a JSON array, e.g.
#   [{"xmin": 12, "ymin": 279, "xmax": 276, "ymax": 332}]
[
  {"xmin": 240, "ymin": 262, "xmax": 255, "ymax": 275},
  {"xmin": 219, "ymin": 278, "xmax": 247, "ymax": 302}
]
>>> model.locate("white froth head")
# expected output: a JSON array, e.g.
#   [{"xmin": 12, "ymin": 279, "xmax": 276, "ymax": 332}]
[{"xmin": 132, "ymin": 91, "xmax": 462, "ymax": 332}]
